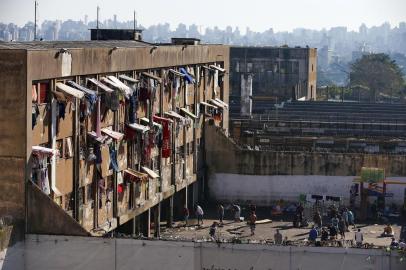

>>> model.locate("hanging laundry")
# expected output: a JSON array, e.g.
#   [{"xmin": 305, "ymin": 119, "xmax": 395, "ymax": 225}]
[
  {"xmin": 117, "ymin": 171, "xmax": 124, "ymax": 185},
  {"xmin": 128, "ymin": 91, "xmax": 138, "ymax": 124},
  {"xmin": 150, "ymin": 78, "xmax": 157, "ymax": 100},
  {"xmin": 109, "ymin": 147, "xmax": 119, "ymax": 172},
  {"xmin": 142, "ymin": 132, "xmax": 154, "ymax": 165},
  {"xmin": 32, "ymin": 104, "xmax": 40, "ymax": 129},
  {"xmin": 153, "ymin": 116, "xmax": 171, "ymax": 158},
  {"xmin": 57, "ymin": 101, "xmax": 66, "ymax": 120},
  {"xmin": 138, "ymin": 87, "xmax": 149, "ymax": 102},
  {"xmin": 80, "ymin": 94, "xmax": 97, "ymax": 121},
  {"xmin": 39, "ymin": 167, "xmax": 51, "ymax": 195},
  {"xmin": 118, "ymin": 183, "xmax": 124, "ymax": 194},
  {"xmin": 105, "ymin": 91, "xmax": 120, "ymax": 111},
  {"xmin": 94, "ymin": 144, "xmax": 102, "ymax": 164},
  {"xmin": 180, "ymin": 68, "xmax": 195, "ymax": 84},
  {"xmin": 124, "ymin": 125, "xmax": 137, "ymax": 140},
  {"xmin": 31, "ymin": 154, "xmax": 50, "ymax": 195},
  {"xmin": 32, "ymin": 85, "xmax": 38, "ymax": 102},
  {"xmin": 98, "ymin": 179, "xmax": 106, "ymax": 198},
  {"xmin": 96, "ymin": 97, "xmax": 101, "ymax": 137}
]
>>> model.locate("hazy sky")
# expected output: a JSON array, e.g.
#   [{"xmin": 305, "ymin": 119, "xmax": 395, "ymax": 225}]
[{"xmin": 0, "ymin": 0, "xmax": 405, "ymax": 32}]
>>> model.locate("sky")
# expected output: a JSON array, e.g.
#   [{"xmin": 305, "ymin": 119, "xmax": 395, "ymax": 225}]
[{"xmin": 0, "ymin": 0, "xmax": 406, "ymax": 32}]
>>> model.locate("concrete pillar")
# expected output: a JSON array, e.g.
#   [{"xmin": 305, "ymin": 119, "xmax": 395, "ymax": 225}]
[
  {"xmin": 185, "ymin": 185, "xmax": 188, "ymax": 209},
  {"xmin": 141, "ymin": 210, "xmax": 151, "ymax": 237},
  {"xmin": 154, "ymin": 203, "xmax": 161, "ymax": 238},
  {"xmin": 167, "ymin": 196, "xmax": 174, "ymax": 228},
  {"xmin": 191, "ymin": 182, "xmax": 197, "ymax": 206},
  {"xmin": 147, "ymin": 208, "xmax": 151, "ymax": 237},
  {"xmin": 131, "ymin": 217, "xmax": 136, "ymax": 237}
]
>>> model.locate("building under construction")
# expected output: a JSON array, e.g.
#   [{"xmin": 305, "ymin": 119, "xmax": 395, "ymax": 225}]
[{"xmin": 0, "ymin": 35, "xmax": 229, "ymax": 239}]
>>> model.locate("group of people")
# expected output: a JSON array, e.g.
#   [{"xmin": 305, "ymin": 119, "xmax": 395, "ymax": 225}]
[
  {"xmin": 305, "ymin": 205, "xmax": 364, "ymax": 246},
  {"xmin": 183, "ymin": 204, "xmax": 204, "ymax": 228},
  {"xmin": 208, "ymin": 204, "xmax": 257, "ymax": 240}
]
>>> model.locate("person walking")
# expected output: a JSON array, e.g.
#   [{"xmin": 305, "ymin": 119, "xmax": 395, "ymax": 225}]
[
  {"xmin": 195, "ymin": 204, "xmax": 204, "ymax": 225},
  {"xmin": 338, "ymin": 217, "xmax": 347, "ymax": 239},
  {"xmin": 183, "ymin": 205, "xmax": 189, "ymax": 227},
  {"xmin": 218, "ymin": 204, "xmax": 224, "ymax": 224},
  {"xmin": 342, "ymin": 208, "xmax": 349, "ymax": 230},
  {"xmin": 347, "ymin": 209, "xmax": 355, "ymax": 229},
  {"xmin": 249, "ymin": 211, "xmax": 257, "ymax": 236},
  {"xmin": 313, "ymin": 210, "xmax": 322, "ymax": 228},
  {"xmin": 209, "ymin": 222, "xmax": 218, "ymax": 240}
]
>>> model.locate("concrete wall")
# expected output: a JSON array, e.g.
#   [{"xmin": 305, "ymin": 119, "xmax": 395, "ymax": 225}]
[
  {"xmin": 27, "ymin": 45, "xmax": 229, "ymax": 81},
  {"xmin": 0, "ymin": 49, "xmax": 28, "ymax": 247},
  {"xmin": 205, "ymin": 125, "xmax": 406, "ymax": 204},
  {"xmin": 1, "ymin": 235, "xmax": 404, "ymax": 270},
  {"xmin": 26, "ymin": 182, "xmax": 89, "ymax": 236},
  {"xmin": 209, "ymin": 173, "xmax": 406, "ymax": 205},
  {"xmin": 206, "ymin": 126, "xmax": 406, "ymax": 177}
]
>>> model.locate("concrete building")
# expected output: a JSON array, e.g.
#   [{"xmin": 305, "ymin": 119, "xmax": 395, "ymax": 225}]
[
  {"xmin": 229, "ymin": 46, "xmax": 317, "ymax": 116},
  {"xmin": 0, "ymin": 37, "xmax": 229, "ymax": 242},
  {"xmin": 209, "ymin": 101, "xmax": 406, "ymax": 208}
]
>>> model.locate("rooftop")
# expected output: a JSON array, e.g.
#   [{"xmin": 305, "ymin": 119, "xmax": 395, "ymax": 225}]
[{"xmin": 0, "ymin": 40, "xmax": 151, "ymax": 50}]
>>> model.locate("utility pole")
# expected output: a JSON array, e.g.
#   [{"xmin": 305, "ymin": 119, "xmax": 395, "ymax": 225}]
[{"xmin": 34, "ymin": 1, "xmax": 38, "ymax": 40}]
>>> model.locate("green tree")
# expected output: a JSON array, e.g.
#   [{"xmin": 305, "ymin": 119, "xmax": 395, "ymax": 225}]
[{"xmin": 350, "ymin": 53, "xmax": 405, "ymax": 102}]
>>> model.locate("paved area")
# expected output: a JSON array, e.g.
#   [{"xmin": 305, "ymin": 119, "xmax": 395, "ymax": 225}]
[
  {"xmin": 160, "ymin": 203, "xmax": 405, "ymax": 248},
  {"xmin": 161, "ymin": 218, "xmax": 402, "ymax": 247}
]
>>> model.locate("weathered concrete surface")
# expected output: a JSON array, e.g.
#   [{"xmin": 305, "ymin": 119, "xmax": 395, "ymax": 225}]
[
  {"xmin": 0, "ymin": 50, "xmax": 28, "ymax": 249},
  {"xmin": 230, "ymin": 46, "xmax": 317, "ymax": 116},
  {"xmin": 27, "ymin": 182, "xmax": 89, "ymax": 236},
  {"xmin": 205, "ymin": 125, "xmax": 406, "ymax": 204},
  {"xmin": 1, "ymin": 234, "xmax": 404, "ymax": 270},
  {"xmin": 206, "ymin": 125, "xmax": 406, "ymax": 177},
  {"xmin": 209, "ymin": 174, "xmax": 406, "ymax": 205},
  {"xmin": 26, "ymin": 45, "xmax": 229, "ymax": 81}
]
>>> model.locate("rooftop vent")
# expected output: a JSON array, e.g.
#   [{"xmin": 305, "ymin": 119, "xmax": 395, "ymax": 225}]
[
  {"xmin": 90, "ymin": 29, "xmax": 143, "ymax": 41},
  {"xmin": 171, "ymin": 38, "xmax": 200, "ymax": 45}
]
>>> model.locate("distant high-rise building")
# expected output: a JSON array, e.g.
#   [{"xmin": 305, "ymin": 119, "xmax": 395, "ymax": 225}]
[{"xmin": 113, "ymin": 14, "xmax": 117, "ymax": 29}]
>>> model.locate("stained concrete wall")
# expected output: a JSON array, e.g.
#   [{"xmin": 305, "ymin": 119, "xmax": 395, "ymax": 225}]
[
  {"xmin": 205, "ymin": 125, "xmax": 406, "ymax": 204},
  {"xmin": 206, "ymin": 125, "xmax": 406, "ymax": 177},
  {"xmin": 0, "ymin": 50, "xmax": 28, "ymax": 248},
  {"xmin": 209, "ymin": 174, "xmax": 406, "ymax": 205},
  {"xmin": 1, "ymin": 235, "xmax": 404, "ymax": 270},
  {"xmin": 26, "ymin": 182, "xmax": 89, "ymax": 236}
]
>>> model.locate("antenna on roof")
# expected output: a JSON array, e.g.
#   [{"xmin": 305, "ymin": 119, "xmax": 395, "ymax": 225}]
[
  {"xmin": 34, "ymin": 1, "xmax": 38, "ymax": 41},
  {"xmin": 133, "ymin": 10, "xmax": 137, "ymax": 30},
  {"xmin": 96, "ymin": 6, "xmax": 100, "ymax": 30}
]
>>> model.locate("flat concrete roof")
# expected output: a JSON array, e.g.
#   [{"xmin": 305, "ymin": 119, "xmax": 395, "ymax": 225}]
[{"xmin": 0, "ymin": 40, "xmax": 152, "ymax": 50}]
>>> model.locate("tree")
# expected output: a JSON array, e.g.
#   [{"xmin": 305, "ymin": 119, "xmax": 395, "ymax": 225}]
[{"xmin": 350, "ymin": 53, "xmax": 405, "ymax": 102}]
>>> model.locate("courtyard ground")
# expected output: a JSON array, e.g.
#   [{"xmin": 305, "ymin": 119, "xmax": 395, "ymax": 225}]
[{"xmin": 159, "ymin": 205, "xmax": 405, "ymax": 248}]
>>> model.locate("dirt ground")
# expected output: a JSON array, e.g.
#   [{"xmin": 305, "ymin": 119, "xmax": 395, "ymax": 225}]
[{"xmin": 160, "ymin": 206, "xmax": 405, "ymax": 247}]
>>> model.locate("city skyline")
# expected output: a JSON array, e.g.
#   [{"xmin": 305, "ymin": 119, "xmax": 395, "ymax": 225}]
[{"xmin": 0, "ymin": 0, "xmax": 406, "ymax": 32}]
